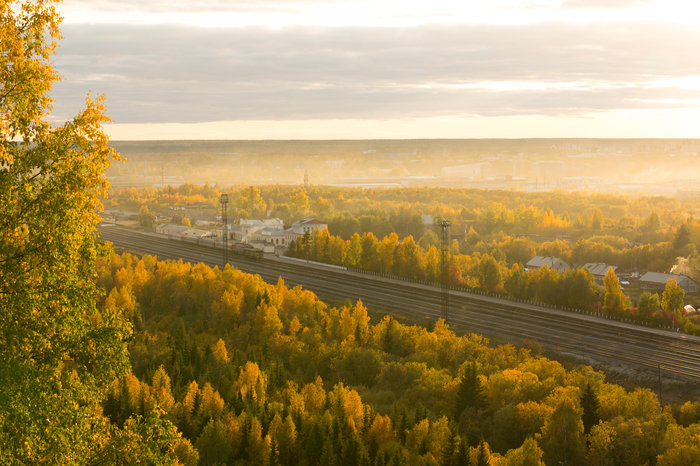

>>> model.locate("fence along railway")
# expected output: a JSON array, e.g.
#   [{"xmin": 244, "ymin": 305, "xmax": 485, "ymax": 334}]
[{"xmin": 98, "ymin": 226, "xmax": 700, "ymax": 381}]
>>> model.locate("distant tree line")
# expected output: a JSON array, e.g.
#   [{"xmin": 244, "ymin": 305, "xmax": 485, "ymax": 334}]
[{"xmin": 287, "ymin": 227, "xmax": 699, "ymax": 335}]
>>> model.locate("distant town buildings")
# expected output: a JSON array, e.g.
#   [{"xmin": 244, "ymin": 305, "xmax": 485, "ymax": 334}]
[
  {"xmin": 677, "ymin": 190, "xmax": 700, "ymax": 201},
  {"xmin": 535, "ymin": 161, "xmax": 564, "ymax": 180},
  {"xmin": 155, "ymin": 214, "xmax": 332, "ymax": 253},
  {"xmin": 442, "ymin": 163, "xmax": 492, "ymax": 178}
]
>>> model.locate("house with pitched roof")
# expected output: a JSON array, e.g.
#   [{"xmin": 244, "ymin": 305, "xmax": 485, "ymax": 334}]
[
  {"xmin": 525, "ymin": 256, "xmax": 570, "ymax": 274},
  {"xmin": 640, "ymin": 272, "xmax": 699, "ymax": 294},
  {"xmin": 156, "ymin": 224, "xmax": 190, "ymax": 235},
  {"xmin": 582, "ymin": 263, "xmax": 629, "ymax": 284}
]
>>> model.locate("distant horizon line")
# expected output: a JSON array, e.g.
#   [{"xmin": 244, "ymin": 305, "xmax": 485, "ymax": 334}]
[{"xmin": 107, "ymin": 137, "xmax": 700, "ymax": 142}]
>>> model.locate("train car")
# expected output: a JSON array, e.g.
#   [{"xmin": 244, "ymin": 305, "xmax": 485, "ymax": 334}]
[
  {"xmin": 230, "ymin": 243, "xmax": 263, "ymax": 259},
  {"xmin": 243, "ymin": 248, "xmax": 264, "ymax": 259},
  {"xmin": 232, "ymin": 244, "xmax": 249, "ymax": 255}
]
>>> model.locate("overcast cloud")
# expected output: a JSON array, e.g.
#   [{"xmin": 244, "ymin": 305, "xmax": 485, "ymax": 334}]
[
  {"xmin": 50, "ymin": 20, "xmax": 700, "ymax": 124},
  {"xmin": 559, "ymin": 0, "xmax": 655, "ymax": 9}
]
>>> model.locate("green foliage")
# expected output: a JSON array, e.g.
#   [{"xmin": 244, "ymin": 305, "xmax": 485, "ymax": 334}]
[
  {"xmin": 196, "ymin": 418, "xmax": 232, "ymax": 466},
  {"xmin": 566, "ymin": 268, "xmax": 598, "ymax": 310},
  {"xmin": 504, "ymin": 263, "xmax": 528, "ymax": 299},
  {"xmin": 439, "ymin": 425, "xmax": 457, "ymax": 466},
  {"xmin": 478, "ymin": 254, "xmax": 502, "ymax": 293},
  {"xmin": 97, "ymin": 410, "xmax": 181, "ymax": 465},
  {"xmin": 636, "ymin": 291, "xmax": 660, "ymax": 319},
  {"xmin": 139, "ymin": 205, "xmax": 156, "ymax": 229},
  {"xmin": 539, "ymin": 394, "xmax": 585, "ymax": 465},
  {"xmin": 455, "ymin": 437, "xmax": 471, "ymax": 466},
  {"xmin": 662, "ymin": 278, "xmax": 685, "ymax": 322},
  {"xmin": 673, "ymin": 223, "xmax": 692, "ymax": 250},
  {"xmin": 603, "ymin": 267, "xmax": 628, "ymax": 316},
  {"xmin": 475, "ymin": 439, "xmax": 490, "ymax": 466},
  {"xmin": 503, "ymin": 437, "xmax": 544, "ymax": 466},
  {"xmin": 646, "ymin": 212, "xmax": 661, "ymax": 233},
  {"xmin": 580, "ymin": 383, "xmax": 601, "ymax": 434},
  {"xmin": 419, "ymin": 229, "xmax": 440, "ymax": 250},
  {"xmin": 0, "ymin": 0, "xmax": 179, "ymax": 462},
  {"xmin": 454, "ymin": 362, "xmax": 484, "ymax": 421}
]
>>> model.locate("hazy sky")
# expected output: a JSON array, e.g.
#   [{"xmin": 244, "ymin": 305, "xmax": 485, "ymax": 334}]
[{"xmin": 51, "ymin": 0, "xmax": 700, "ymax": 139}]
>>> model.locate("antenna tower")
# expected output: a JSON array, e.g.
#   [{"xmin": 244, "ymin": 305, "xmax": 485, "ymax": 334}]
[
  {"xmin": 440, "ymin": 220, "xmax": 451, "ymax": 322},
  {"xmin": 220, "ymin": 194, "xmax": 229, "ymax": 269},
  {"xmin": 304, "ymin": 169, "xmax": 309, "ymax": 188}
]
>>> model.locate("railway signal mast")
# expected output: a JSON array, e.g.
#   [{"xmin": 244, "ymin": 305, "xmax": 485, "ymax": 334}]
[
  {"xmin": 440, "ymin": 220, "xmax": 451, "ymax": 322},
  {"xmin": 220, "ymin": 194, "xmax": 229, "ymax": 269}
]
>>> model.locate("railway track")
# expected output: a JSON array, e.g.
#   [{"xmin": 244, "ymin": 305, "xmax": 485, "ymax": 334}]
[{"xmin": 97, "ymin": 226, "xmax": 700, "ymax": 380}]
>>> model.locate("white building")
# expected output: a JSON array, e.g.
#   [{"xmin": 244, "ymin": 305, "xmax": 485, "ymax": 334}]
[
  {"xmin": 156, "ymin": 224, "xmax": 212, "ymax": 238},
  {"xmin": 218, "ymin": 218, "xmax": 284, "ymax": 242},
  {"xmin": 284, "ymin": 218, "xmax": 328, "ymax": 246},
  {"xmin": 255, "ymin": 227, "xmax": 286, "ymax": 246},
  {"xmin": 156, "ymin": 224, "xmax": 190, "ymax": 235},
  {"xmin": 181, "ymin": 228, "xmax": 212, "ymax": 238}
]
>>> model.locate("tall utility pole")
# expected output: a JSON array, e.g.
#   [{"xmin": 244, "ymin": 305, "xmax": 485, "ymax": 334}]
[
  {"xmin": 440, "ymin": 220, "xmax": 451, "ymax": 322},
  {"xmin": 220, "ymin": 194, "xmax": 229, "ymax": 269},
  {"xmin": 250, "ymin": 186, "xmax": 254, "ymax": 220}
]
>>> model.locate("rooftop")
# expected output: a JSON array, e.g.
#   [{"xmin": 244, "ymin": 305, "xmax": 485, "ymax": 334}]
[
  {"xmin": 640, "ymin": 272, "xmax": 697, "ymax": 285},
  {"xmin": 526, "ymin": 256, "xmax": 569, "ymax": 268}
]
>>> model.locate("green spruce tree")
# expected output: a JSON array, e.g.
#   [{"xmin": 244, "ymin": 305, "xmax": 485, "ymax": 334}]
[
  {"xmin": 454, "ymin": 362, "xmax": 484, "ymax": 420},
  {"xmin": 476, "ymin": 439, "xmax": 489, "ymax": 466},
  {"xmin": 440, "ymin": 426, "xmax": 457, "ymax": 466},
  {"xmin": 455, "ymin": 437, "xmax": 471, "ymax": 466},
  {"xmin": 580, "ymin": 383, "xmax": 601, "ymax": 434}
]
